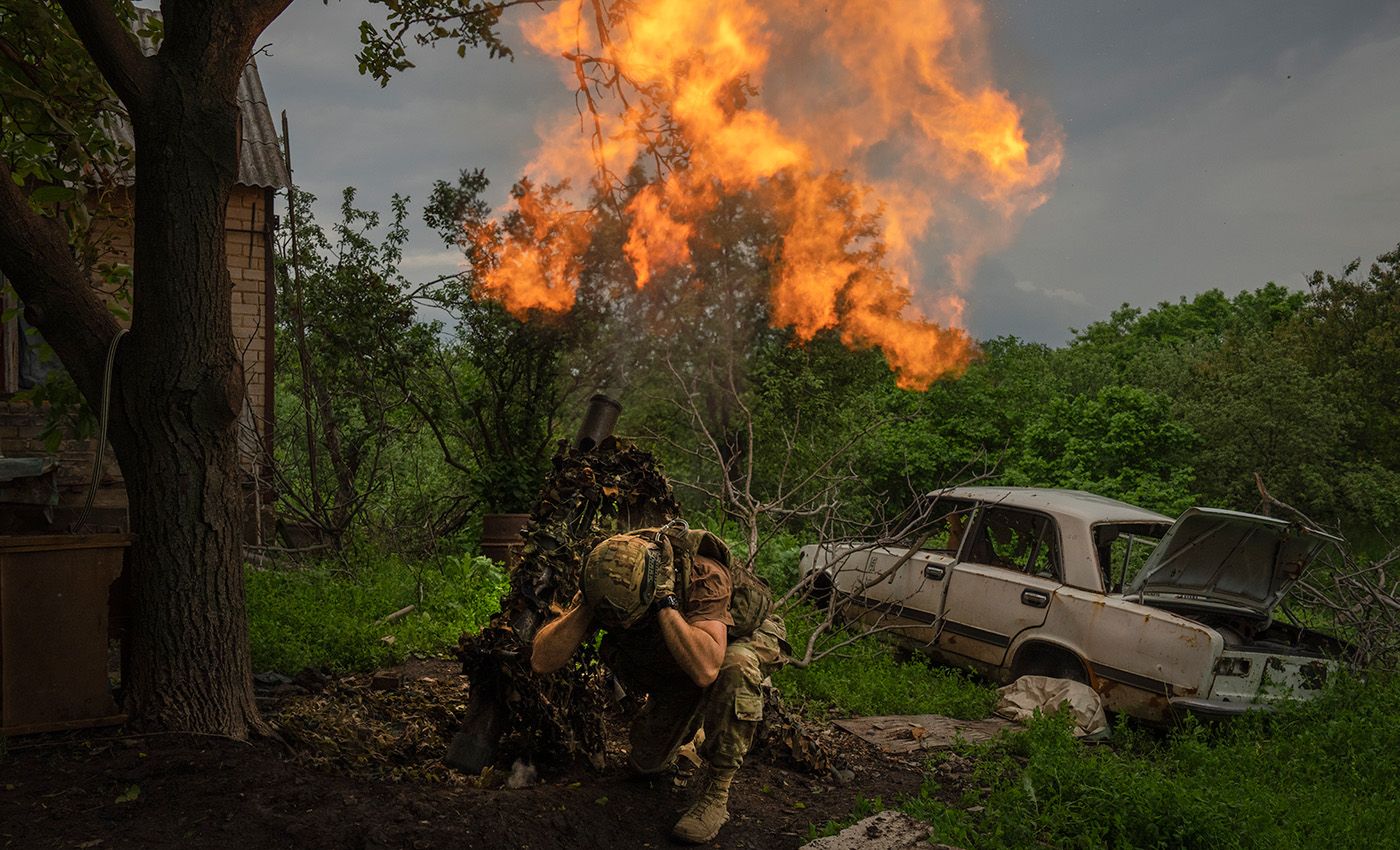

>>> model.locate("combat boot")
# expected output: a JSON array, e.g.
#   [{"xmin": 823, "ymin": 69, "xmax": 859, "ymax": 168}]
[{"xmin": 671, "ymin": 766, "xmax": 735, "ymax": 844}]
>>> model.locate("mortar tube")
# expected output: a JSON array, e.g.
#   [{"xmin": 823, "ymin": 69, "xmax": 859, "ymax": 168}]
[{"xmin": 574, "ymin": 393, "xmax": 622, "ymax": 451}]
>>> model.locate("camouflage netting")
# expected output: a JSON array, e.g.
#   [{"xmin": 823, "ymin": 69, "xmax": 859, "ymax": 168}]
[
  {"xmin": 452, "ymin": 436, "xmax": 835, "ymax": 774},
  {"xmin": 451, "ymin": 437, "xmax": 680, "ymax": 770}
]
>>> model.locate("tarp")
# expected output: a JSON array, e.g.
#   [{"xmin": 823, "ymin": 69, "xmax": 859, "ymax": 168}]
[{"xmin": 995, "ymin": 675, "xmax": 1108, "ymax": 737}]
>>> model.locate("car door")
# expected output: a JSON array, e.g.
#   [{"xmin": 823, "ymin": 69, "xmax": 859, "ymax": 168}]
[
  {"xmin": 856, "ymin": 498, "xmax": 976, "ymax": 645},
  {"xmin": 936, "ymin": 504, "xmax": 1062, "ymax": 670}
]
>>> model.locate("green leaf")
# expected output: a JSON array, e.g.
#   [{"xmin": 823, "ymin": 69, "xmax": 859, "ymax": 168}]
[
  {"xmin": 29, "ymin": 185, "xmax": 78, "ymax": 205},
  {"xmin": 115, "ymin": 784, "xmax": 140, "ymax": 804}
]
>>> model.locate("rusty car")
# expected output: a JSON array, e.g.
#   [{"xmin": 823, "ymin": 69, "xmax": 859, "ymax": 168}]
[{"xmin": 799, "ymin": 486, "xmax": 1345, "ymax": 721}]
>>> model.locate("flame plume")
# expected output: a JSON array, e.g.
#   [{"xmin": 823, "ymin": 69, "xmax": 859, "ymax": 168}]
[{"xmin": 478, "ymin": 0, "xmax": 1062, "ymax": 390}]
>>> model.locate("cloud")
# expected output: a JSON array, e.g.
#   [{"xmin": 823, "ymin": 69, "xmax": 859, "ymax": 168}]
[
  {"xmin": 961, "ymin": 257, "xmax": 1086, "ymax": 344},
  {"xmin": 399, "ymin": 249, "xmax": 465, "ymax": 274}
]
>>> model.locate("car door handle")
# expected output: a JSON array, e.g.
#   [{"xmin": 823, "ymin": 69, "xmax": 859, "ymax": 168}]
[
  {"xmin": 923, "ymin": 564, "xmax": 946, "ymax": 581},
  {"xmin": 1021, "ymin": 589, "xmax": 1050, "ymax": 608}
]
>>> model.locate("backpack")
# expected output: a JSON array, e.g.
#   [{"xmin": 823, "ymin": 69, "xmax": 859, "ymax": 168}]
[{"xmin": 642, "ymin": 523, "xmax": 774, "ymax": 640}]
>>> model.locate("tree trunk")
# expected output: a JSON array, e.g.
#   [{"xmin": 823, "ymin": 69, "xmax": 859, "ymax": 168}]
[{"xmin": 109, "ymin": 46, "xmax": 263, "ymax": 736}]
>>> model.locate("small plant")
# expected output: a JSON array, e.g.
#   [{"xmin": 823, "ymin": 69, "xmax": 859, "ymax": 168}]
[{"xmin": 807, "ymin": 794, "xmax": 883, "ymax": 840}]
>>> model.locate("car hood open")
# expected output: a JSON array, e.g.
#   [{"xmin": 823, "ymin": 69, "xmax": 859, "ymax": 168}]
[{"xmin": 1125, "ymin": 507, "xmax": 1340, "ymax": 617}]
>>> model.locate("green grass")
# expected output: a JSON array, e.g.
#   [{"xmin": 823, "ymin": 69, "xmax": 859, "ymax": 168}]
[
  {"xmin": 900, "ymin": 672, "xmax": 1400, "ymax": 850},
  {"xmin": 246, "ymin": 550, "xmax": 507, "ymax": 673},
  {"xmin": 774, "ymin": 605, "xmax": 998, "ymax": 720}
]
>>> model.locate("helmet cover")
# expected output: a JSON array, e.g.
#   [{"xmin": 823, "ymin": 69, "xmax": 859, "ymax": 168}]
[{"xmin": 582, "ymin": 534, "xmax": 662, "ymax": 629}]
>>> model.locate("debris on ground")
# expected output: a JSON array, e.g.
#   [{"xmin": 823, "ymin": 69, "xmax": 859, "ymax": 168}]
[
  {"xmin": 267, "ymin": 661, "xmax": 474, "ymax": 784},
  {"xmin": 832, "ymin": 714, "xmax": 1017, "ymax": 753},
  {"xmin": 801, "ymin": 810, "xmax": 964, "ymax": 850}
]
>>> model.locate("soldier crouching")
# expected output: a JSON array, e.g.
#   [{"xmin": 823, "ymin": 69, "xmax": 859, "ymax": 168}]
[{"xmin": 531, "ymin": 524, "xmax": 785, "ymax": 844}]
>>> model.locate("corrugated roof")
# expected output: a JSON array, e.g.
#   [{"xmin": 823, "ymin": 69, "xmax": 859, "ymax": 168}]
[
  {"xmin": 233, "ymin": 57, "xmax": 290, "ymax": 189},
  {"xmin": 110, "ymin": 10, "xmax": 289, "ymax": 189}
]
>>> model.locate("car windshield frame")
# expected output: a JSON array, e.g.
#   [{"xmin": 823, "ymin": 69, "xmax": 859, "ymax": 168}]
[{"xmin": 1092, "ymin": 521, "xmax": 1172, "ymax": 594}]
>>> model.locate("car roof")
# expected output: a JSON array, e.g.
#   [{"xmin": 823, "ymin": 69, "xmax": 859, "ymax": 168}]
[{"xmin": 929, "ymin": 486, "xmax": 1174, "ymax": 525}]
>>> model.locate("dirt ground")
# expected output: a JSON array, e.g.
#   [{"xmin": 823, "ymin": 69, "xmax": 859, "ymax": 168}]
[{"xmin": 1, "ymin": 661, "xmax": 932, "ymax": 850}]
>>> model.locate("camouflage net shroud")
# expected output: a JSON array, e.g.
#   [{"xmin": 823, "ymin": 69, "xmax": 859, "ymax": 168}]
[{"xmin": 454, "ymin": 437, "xmax": 680, "ymax": 769}]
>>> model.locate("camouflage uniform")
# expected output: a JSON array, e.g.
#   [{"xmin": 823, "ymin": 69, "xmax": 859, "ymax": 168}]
[
  {"xmin": 602, "ymin": 614, "xmax": 787, "ymax": 775},
  {"xmin": 584, "ymin": 534, "xmax": 783, "ymax": 843}
]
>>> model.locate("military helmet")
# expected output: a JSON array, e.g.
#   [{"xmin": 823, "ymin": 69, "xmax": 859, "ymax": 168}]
[{"xmin": 581, "ymin": 533, "xmax": 665, "ymax": 629}]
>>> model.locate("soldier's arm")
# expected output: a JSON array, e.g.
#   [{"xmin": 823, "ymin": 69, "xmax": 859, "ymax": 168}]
[
  {"xmin": 658, "ymin": 610, "xmax": 727, "ymax": 688},
  {"xmin": 531, "ymin": 602, "xmax": 594, "ymax": 674}
]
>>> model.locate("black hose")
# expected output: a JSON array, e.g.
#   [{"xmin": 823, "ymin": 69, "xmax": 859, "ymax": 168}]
[{"xmin": 72, "ymin": 328, "xmax": 128, "ymax": 532}]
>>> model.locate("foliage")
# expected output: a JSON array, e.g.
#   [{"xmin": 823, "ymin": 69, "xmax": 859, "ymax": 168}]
[
  {"xmin": 274, "ymin": 187, "xmax": 443, "ymax": 541},
  {"xmin": 0, "ymin": 0, "xmax": 141, "ymax": 226},
  {"xmin": 902, "ymin": 672, "xmax": 1400, "ymax": 850},
  {"xmin": 246, "ymin": 551, "xmax": 507, "ymax": 673},
  {"xmin": 357, "ymin": 0, "xmax": 516, "ymax": 86},
  {"xmin": 279, "ymin": 161, "xmax": 1400, "ymax": 553},
  {"xmin": 1009, "ymin": 384, "xmax": 1199, "ymax": 516},
  {"xmin": 416, "ymin": 171, "xmax": 580, "ymax": 513},
  {"xmin": 273, "ymin": 175, "xmax": 580, "ymax": 543}
]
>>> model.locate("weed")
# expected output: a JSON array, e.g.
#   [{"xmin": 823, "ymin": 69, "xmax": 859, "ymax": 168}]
[{"xmin": 807, "ymin": 794, "xmax": 884, "ymax": 840}]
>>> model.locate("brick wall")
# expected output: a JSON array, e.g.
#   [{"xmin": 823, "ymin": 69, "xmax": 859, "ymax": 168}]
[{"xmin": 0, "ymin": 185, "xmax": 274, "ymax": 532}]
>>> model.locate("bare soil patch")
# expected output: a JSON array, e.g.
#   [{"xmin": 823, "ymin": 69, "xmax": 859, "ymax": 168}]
[{"xmin": 1, "ymin": 661, "xmax": 926, "ymax": 850}]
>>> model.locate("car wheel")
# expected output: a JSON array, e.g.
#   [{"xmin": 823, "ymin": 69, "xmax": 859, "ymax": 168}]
[{"xmin": 1012, "ymin": 644, "xmax": 1089, "ymax": 684}]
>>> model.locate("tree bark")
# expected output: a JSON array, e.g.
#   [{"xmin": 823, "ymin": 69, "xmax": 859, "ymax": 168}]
[{"xmin": 111, "ymin": 37, "xmax": 262, "ymax": 735}]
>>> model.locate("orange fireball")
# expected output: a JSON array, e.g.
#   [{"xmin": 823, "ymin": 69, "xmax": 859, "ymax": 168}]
[{"xmin": 475, "ymin": 0, "xmax": 1061, "ymax": 389}]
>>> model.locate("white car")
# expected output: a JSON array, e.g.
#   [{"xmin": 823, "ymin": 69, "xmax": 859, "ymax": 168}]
[{"xmin": 799, "ymin": 487, "xmax": 1344, "ymax": 721}]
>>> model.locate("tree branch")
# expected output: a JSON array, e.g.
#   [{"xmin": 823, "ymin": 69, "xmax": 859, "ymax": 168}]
[
  {"xmin": 56, "ymin": 0, "xmax": 153, "ymax": 109},
  {"xmin": 0, "ymin": 157, "xmax": 118, "ymax": 401}
]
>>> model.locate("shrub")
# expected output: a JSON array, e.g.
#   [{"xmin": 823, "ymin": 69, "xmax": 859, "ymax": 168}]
[{"xmin": 774, "ymin": 605, "xmax": 997, "ymax": 720}]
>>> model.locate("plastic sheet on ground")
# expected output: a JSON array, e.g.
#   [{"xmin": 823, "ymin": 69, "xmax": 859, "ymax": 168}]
[{"xmin": 994, "ymin": 675, "xmax": 1109, "ymax": 737}]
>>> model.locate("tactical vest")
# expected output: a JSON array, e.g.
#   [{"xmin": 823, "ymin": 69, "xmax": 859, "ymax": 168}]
[{"xmin": 633, "ymin": 523, "xmax": 774, "ymax": 640}]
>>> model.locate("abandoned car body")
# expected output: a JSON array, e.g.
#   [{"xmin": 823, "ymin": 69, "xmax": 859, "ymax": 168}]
[{"xmin": 799, "ymin": 487, "xmax": 1344, "ymax": 721}]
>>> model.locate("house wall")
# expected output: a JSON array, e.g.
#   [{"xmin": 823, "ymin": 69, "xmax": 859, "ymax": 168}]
[{"xmin": 0, "ymin": 185, "xmax": 274, "ymax": 534}]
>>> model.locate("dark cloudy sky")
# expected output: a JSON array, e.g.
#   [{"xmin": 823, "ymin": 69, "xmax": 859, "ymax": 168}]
[{"xmin": 256, "ymin": 0, "xmax": 1400, "ymax": 344}]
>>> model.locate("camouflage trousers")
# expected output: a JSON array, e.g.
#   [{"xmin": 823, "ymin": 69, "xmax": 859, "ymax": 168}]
[{"xmin": 602, "ymin": 616, "xmax": 787, "ymax": 774}]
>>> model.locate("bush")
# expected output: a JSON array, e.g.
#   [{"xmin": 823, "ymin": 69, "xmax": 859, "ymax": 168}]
[{"xmin": 247, "ymin": 551, "xmax": 507, "ymax": 673}]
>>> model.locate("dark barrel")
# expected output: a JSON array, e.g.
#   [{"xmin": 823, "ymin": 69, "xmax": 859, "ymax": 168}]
[{"xmin": 479, "ymin": 513, "xmax": 530, "ymax": 564}]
